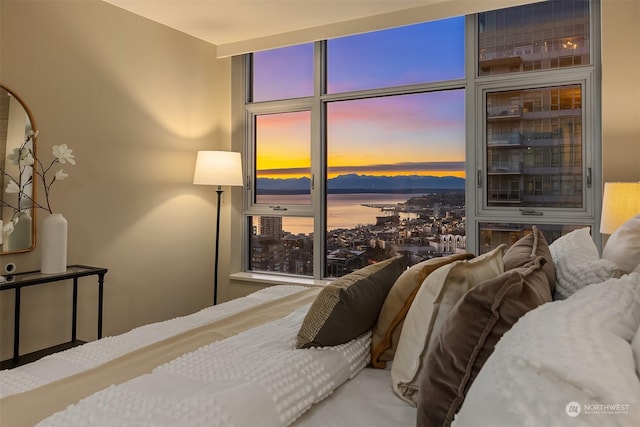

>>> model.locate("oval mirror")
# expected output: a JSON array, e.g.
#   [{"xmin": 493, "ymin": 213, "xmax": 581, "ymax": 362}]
[{"xmin": 0, "ymin": 84, "xmax": 37, "ymax": 254}]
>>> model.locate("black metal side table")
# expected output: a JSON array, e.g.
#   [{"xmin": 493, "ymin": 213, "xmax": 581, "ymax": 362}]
[{"xmin": 0, "ymin": 264, "xmax": 108, "ymax": 369}]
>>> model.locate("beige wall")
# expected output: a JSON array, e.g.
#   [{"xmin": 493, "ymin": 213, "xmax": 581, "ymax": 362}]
[
  {"xmin": 601, "ymin": 0, "xmax": 640, "ymax": 182},
  {"xmin": 0, "ymin": 0, "xmax": 639, "ymax": 362},
  {"xmin": 0, "ymin": 0, "xmax": 233, "ymax": 360}
]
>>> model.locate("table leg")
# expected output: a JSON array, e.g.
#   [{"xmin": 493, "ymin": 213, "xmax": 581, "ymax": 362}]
[
  {"xmin": 13, "ymin": 287, "xmax": 21, "ymax": 360},
  {"xmin": 72, "ymin": 278, "xmax": 78, "ymax": 342},
  {"xmin": 97, "ymin": 273, "xmax": 104, "ymax": 339}
]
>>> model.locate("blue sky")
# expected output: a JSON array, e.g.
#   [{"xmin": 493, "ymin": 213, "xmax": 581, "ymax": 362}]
[{"xmin": 253, "ymin": 17, "xmax": 467, "ymax": 179}]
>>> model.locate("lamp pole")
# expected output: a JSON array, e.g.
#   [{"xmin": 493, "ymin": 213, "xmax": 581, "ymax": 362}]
[
  {"xmin": 193, "ymin": 150, "xmax": 243, "ymax": 307},
  {"xmin": 213, "ymin": 186, "xmax": 223, "ymax": 305}
]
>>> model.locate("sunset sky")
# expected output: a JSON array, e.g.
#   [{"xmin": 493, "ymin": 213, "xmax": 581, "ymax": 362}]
[{"xmin": 253, "ymin": 16, "xmax": 466, "ymax": 180}]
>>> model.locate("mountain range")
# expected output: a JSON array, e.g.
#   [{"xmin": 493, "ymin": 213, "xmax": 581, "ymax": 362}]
[{"xmin": 257, "ymin": 173, "xmax": 465, "ymax": 194}]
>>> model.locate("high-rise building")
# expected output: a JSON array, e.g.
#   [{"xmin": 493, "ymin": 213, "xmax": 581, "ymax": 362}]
[{"xmin": 260, "ymin": 216, "xmax": 283, "ymax": 239}]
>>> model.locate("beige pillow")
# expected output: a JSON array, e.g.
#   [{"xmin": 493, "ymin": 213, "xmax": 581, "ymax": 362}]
[
  {"xmin": 390, "ymin": 244, "xmax": 506, "ymax": 405},
  {"xmin": 417, "ymin": 257, "xmax": 553, "ymax": 427},
  {"xmin": 370, "ymin": 253, "xmax": 474, "ymax": 368},
  {"xmin": 296, "ymin": 255, "xmax": 405, "ymax": 349}
]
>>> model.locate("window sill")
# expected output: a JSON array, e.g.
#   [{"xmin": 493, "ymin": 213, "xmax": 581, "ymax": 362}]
[{"xmin": 229, "ymin": 272, "xmax": 331, "ymax": 288}]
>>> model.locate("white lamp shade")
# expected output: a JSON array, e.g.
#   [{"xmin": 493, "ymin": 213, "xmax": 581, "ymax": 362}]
[
  {"xmin": 600, "ymin": 182, "xmax": 640, "ymax": 234},
  {"xmin": 193, "ymin": 151, "xmax": 243, "ymax": 187}
]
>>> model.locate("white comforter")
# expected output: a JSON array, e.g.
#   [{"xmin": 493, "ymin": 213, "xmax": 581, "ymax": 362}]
[
  {"xmin": 454, "ymin": 273, "xmax": 640, "ymax": 427},
  {"xmin": 1, "ymin": 286, "xmax": 310, "ymax": 398},
  {"xmin": 35, "ymin": 299, "xmax": 370, "ymax": 426}
]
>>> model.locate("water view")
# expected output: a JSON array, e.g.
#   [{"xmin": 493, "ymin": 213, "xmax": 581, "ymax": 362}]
[{"xmin": 257, "ymin": 193, "xmax": 425, "ymax": 234}]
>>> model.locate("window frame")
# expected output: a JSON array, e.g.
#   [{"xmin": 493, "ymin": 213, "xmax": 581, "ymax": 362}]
[
  {"xmin": 473, "ymin": 73, "xmax": 598, "ymax": 220},
  {"xmin": 238, "ymin": 0, "xmax": 602, "ymax": 280}
]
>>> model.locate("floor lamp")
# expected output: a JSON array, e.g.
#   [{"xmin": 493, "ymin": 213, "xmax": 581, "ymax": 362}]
[{"xmin": 193, "ymin": 151, "xmax": 243, "ymax": 305}]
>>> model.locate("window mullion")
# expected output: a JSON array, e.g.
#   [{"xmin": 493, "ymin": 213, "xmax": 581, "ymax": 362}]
[{"xmin": 311, "ymin": 41, "xmax": 326, "ymax": 279}]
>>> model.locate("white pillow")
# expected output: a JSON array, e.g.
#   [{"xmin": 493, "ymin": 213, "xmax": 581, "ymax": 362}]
[
  {"xmin": 549, "ymin": 227, "xmax": 620, "ymax": 299},
  {"xmin": 391, "ymin": 244, "xmax": 506, "ymax": 405},
  {"xmin": 550, "ymin": 227, "xmax": 599, "ymax": 263},
  {"xmin": 633, "ymin": 317, "xmax": 640, "ymax": 379},
  {"xmin": 602, "ymin": 214, "xmax": 640, "ymax": 273},
  {"xmin": 454, "ymin": 273, "xmax": 640, "ymax": 427}
]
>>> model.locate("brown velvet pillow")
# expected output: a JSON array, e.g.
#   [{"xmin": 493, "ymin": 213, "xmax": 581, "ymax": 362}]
[
  {"xmin": 417, "ymin": 257, "xmax": 552, "ymax": 427},
  {"xmin": 503, "ymin": 225, "xmax": 556, "ymax": 292},
  {"xmin": 296, "ymin": 255, "xmax": 406, "ymax": 349}
]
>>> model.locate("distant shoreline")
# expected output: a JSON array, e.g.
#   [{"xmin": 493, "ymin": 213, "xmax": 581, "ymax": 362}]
[{"xmin": 256, "ymin": 188, "xmax": 465, "ymax": 195}]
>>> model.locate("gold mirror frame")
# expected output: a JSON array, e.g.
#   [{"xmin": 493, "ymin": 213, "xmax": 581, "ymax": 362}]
[{"xmin": 0, "ymin": 84, "xmax": 37, "ymax": 254}]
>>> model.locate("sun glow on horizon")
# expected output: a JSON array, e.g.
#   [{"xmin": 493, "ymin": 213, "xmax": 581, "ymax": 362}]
[{"xmin": 256, "ymin": 165, "xmax": 466, "ymax": 180}]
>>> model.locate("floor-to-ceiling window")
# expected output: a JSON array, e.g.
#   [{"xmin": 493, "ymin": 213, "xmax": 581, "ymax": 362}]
[{"xmin": 241, "ymin": 0, "xmax": 599, "ymax": 280}]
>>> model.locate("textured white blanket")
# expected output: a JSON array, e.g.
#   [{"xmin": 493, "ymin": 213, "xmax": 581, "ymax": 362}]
[
  {"xmin": 0, "ymin": 286, "xmax": 310, "ymax": 398},
  {"xmin": 36, "ymin": 304, "xmax": 370, "ymax": 427},
  {"xmin": 454, "ymin": 273, "xmax": 640, "ymax": 427}
]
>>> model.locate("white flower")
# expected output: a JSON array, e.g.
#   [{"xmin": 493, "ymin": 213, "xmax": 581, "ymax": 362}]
[
  {"xmin": 52, "ymin": 144, "xmax": 76, "ymax": 165},
  {"xmin": 55, "ymin": 169, "xmax": 68, "ymax": 181},
  {"xmin": 7, "ymin": 147, "xmax": 34, "ymax": 167},
  {"xmin": 23, "ymin": 151, "xmax": 34, "ymax": 166},
  {"xmin": 5, "ymin": 180, "xmax": 20, "ymax": 194},
  {"xmin": 0, "ymin": 131, "xmax": 76, "ymax": 216},
  {"xmin": 7, "ymin": 148, "xmax": 20, "ymax": 165},
  {"xmin": 2, "ymin": 221, "xmax": 15, "ymax": 234}
]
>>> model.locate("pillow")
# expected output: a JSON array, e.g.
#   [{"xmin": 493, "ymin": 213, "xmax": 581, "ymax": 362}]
[
  {"xmin": 503, "ymin": 225, "xmax": 555, "ymax": 291},
  {"xmin": 549, "ymin": 226, "xmax": 599, "ymax": 263},
  {"xmin": 454, "ymin": 273, "xmax": 640, "ymax": 427},
  {"xmin": 602, "ymin": 214, "xmax": 640, "ymax": 273},
  {"xmin": 390, "ymin": 244, "xmax": 506, "ymax": 405},
  {"xmin": 417, "ymin": 257, "xmax": 553, "ymax": 427},
  {"xmin": 296, "ymin": 255, "xmax": 405, "ymax": 349},
  {"xmin": 633, "ymin": 320, "xmax": 640, "ymax": 379},
  {"xmin": 549, "ymin": 227, "xmax": 621, "ymax": 299},
  {"xmin": 371, "ymin": 253, "xmax": 475, "ymax": 368}
]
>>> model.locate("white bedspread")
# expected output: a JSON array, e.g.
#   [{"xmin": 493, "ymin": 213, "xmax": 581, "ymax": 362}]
[
  {"xmin": 296, "ymin": 365, "xmax": 416, "ymax": 426},
  {"xmin": 454, "ymin": 273, "xmax": 640, "ymax": 427},
  {"xmin": 36, "ymin": 304, "xmax": 371, "ymax": 427},
  {"xmin": 0, "ymin": 285, "xmax": 309, "ymax": 398}
]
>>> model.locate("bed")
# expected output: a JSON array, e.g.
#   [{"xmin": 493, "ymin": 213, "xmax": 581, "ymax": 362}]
[{"xmin": 1, "ymin": 217, "xmax": 639, "ymax": 427}]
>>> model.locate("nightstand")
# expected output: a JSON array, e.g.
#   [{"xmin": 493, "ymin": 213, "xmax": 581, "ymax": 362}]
[{"xmin": 0, "ymin": 265, "xmax": 108, "ymax": 369}]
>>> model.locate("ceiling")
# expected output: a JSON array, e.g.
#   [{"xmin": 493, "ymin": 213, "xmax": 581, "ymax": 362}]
[
  {"xmin": 101, "ymin": 0, "xmax": 544, "ymax": 57},
  {"xmin": 102, "ymin": 0, "xmax": 444, "ymax": 47}
]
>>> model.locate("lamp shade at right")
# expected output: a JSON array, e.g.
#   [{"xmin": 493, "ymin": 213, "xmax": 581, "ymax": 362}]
[{"xmin": 600, "ymin": 182, "xmax": 640, "ymax": 234}]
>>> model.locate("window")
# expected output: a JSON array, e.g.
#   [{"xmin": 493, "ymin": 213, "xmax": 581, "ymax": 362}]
[
  {"xmin": 478, "ymin": 0, "xmax": 590, "ymax": 76},
  {"xmin": 327, "ymin": 19, "xmax": 464, "ymax": 92},
  {"xmin": 325, "ymin": 91, "xmax": 465, "ymax": 277},
  {"xmin": 254, "ymin": 111, "xmax": 312, "ymax": 204},
  {"xmin": 484, "ymin": 85, "xmax": 583, "ymax": 208},
  {"xmin": 241, "ymin": 0, "xmax": 599, "ymax": 280},
  {"xmin": 252, "ymin": 43, "xmax": 314, "ymax": 102}
]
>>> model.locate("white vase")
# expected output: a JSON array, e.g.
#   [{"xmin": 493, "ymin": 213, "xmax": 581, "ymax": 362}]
[{"xmin": 41, "ymin": 213, "xmax": 68, "ymax": 274}]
